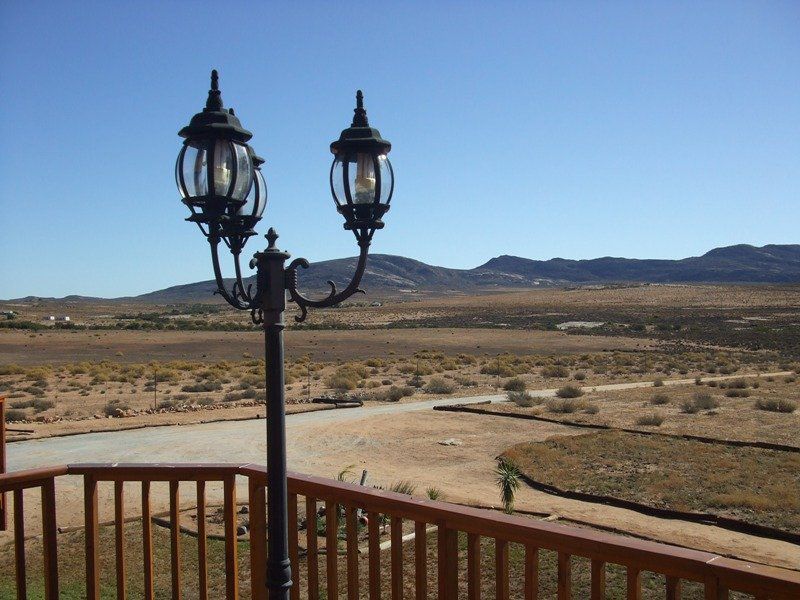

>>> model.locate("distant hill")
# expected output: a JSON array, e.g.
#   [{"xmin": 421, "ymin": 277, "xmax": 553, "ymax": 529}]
[{"xmin": 6, "ymin": 244, "xmax": 800, "ymax": 303}]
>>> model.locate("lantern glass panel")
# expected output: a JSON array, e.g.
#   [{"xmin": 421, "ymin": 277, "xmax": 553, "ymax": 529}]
[
  {"xmin": 237, "ymin": 168, "xmax": 267, "ymax": 218},
  {"xmin": 377, "ymin": 155, "xmax": 393, "ymax": 204},
  {"xmin": 231, "ymin": 143, "xmax": 253, "ymax": 201},
  {"xmin": 213, "ymin": 140, "xmax": 235, "ymax": 196},
  {"xmin": 331, "ymin": 155, "xmax": 347, "ymax": 205},
  {"xmin": 181, "ymin": 141, "xmax": 208, "ymax": 197},
  {"xmin": 253, "ymin": 168, "xmax": 267, "ymax": 218},
  {"xmin": 351, "ymin": 152, "xmax": 376, "ymax": 204}
]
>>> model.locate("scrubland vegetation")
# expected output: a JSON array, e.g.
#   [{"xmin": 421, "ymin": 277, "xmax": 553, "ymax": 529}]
[{"xmin": 2, "ymin": 346, "xmax": 791, "ymax": 428}]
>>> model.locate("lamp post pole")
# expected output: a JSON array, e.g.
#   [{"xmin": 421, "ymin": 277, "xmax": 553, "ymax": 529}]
[
  {"xmin": 176, "ymin": 72, "xmax": 394, "ymax": 599},
  {"xmin": 254, "ymin": 231, "xmax": 292, "ymax": 596}
]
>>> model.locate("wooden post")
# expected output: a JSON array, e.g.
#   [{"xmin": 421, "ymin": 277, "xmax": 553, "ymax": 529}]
[
  {"xmin": 326, "ymin": 500, "xmax": 339, "ymax": 600},
  {"xmin": 42, "ymin": 478, "xmax": 59, "ymax": 599},
  {"xmin": 415, "ymin": 521, "xmax": 427, "ymax": 600},
  {"xmin": 437, "ymin": 525, "xmax": 457, "ymax": 600},
  {"xmin": 590, "ymin": 560, "xmax": 606, "ymax": 600},
  {"xmin": 224, "ymin": 475, "xmax": 239, "ymax": 600},
  {"xmin": 13, "ymin": 489, "xmax": 26, "ymax": 599},
  {"xmin": 390, "ymin": 516, "xmax": 403, "ymax": 600},
  {"xmin": 367, "ymin": 511, "xmax": 380, "ymax": 600},
  {"xmin": 249, "ymin": 480, "xmax": 267, "ymax": 600},
  {"xmin": 197, "ymin": 481, "xmax": 208, "ymax": 600},
  {"xmin": 467, "ymin": 533, "xmax": 480, "ymax": 600},
  {"xmin": 0, "ymin": 396, "xmax": 6, "ymax": 531},
  {"xmin": 169, "ymin": 481, "xmax": 181, "ymax": 600},
  {"xmin": 84, "ymin": 475, "xmax": 100, "ymax": 600},
  {"xmin": 524, "ymin": 546, "xmax": 538, "ymax": 600},
  {"xmin": 142, "ymin": 481, "xmax": 154, "ymax": 600},
  {"xmin": 114, "ymin": 481, "xmax": 126, "ymax": 600}
]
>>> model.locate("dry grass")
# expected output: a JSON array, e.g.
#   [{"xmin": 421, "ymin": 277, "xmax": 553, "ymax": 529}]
[
  {"xmin": 493, "ymin": 375, "xmax": 800, "ymax": 446},
  {"xmin": 503, "ymin": 431, "xmax": 800, "ymax": 532}
]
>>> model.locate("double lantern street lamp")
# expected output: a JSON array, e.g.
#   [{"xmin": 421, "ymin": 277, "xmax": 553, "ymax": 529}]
[{"xmin": 176, "ymin": 70, "xmax": 394, "ymax": 598}]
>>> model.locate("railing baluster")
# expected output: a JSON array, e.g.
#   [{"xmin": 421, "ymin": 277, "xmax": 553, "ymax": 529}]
[
  {"xmin": 415, "ymin": 521, "xmax": 427, "ymax": 600},
  {"xmin": 391, "ymin": 516, "xmax": 403, "ymax": 600},
  {"xmin": 346, "ymin": 505, "xmax": 359, "ymax": 600},
  {"xmin": 524, "ymin": 546, "xmax": 538, "ymax": 600},
  {"xmin": 627, "ymin": 566, "xmax": 641, "ymax": 599},
  {"xmin": 114, "ymin": 481, "xmax": 126, "ymax": 600},
  {"xmin": 590, "ymin": 560, "xmax": 605, "ymax": 600},
  {"xmin": 326, "ymin": 499, "xmax": 339, "ymax": 600},
  {"xmin": 495, "ymin": 539, "xmax": 509, "ymax": 600},
  {"xmin": 224, "ymin": 475, "xmax": 239, "ymax": 600},
  {"xmin": 288, "ymin": 493, "xmax": 300, "ymax": 600},
  {"xmin": 197, "ymin": 480, "xmax": 208, "ymax": 600},
  {"xmin": 249, "ymin": 479, "xmax": 267, "ymax": 600},
  {"xmin": 467, "ymin": 532, "xmax": 480, "ymax": 600},
  {"xmin": 437, "ymin": 525, "xmax": 458, "ymax": 600},
  {"xmin": 13, "ymin": 489, "xmax": 26, "ymax": 599},
  {"xmin": 84, "ymin": 475, "xmax": 100, "ymax": 600},
  {"xmin": 307, "ymin": 497, "xmax": 319, "ymax": 600},
  {"xmin": 169, "ymin": 481, "xmax": 181, "ymax": 600},
  {"xmin": 142, "ymin": 481, "xmax": 153, "ymax": 600},
  {"xmin": 557, "ymin": 552, "xmax": 571, "ymax": 600},
  {"xmin": 41, "ymin": 478, "xmax": 59, "ymax": 600},
  {"xmin": 704, "ymin": 577, "xmax": 728, "ymax": 599},
  {"xmin": 666, "ymin": 577, "xmax": 681, "ymax": 600},
  {"xmin": 367, "ymin": 511, "xmax": 380, "ymax": 600}
]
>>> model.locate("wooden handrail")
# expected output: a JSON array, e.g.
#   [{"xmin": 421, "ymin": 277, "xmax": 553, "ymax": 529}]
[{"xmin": 1, "ymin": 462, "xmax": 798, "ymax": 599}]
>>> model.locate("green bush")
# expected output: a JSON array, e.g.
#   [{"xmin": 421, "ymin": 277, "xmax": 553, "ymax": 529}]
[
  {"xmin": 555, "ymin": 385, "xmax": 583, "ymax": 399},
  {"xmin": 503, "ymin": 377, "xmax": 526, "ymax": 392}
]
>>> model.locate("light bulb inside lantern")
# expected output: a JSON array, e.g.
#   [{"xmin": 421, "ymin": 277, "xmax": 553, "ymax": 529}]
[{"xmin": 353, "ymin": 153, "xmax": 375, "ymax": 204}]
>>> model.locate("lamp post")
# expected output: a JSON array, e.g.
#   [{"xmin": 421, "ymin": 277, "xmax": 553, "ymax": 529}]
[{"xmin": 176, "ymin": 71, "xmax": 393, "ymax": 599}]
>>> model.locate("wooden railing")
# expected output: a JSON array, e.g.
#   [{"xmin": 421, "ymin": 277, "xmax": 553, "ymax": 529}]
[{"xmin": 1, "ymin": 463, "xmax": 798, "ymax": 599}]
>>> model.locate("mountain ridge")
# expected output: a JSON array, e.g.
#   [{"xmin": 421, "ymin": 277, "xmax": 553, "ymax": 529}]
[{"xmin": 6, "ymin": 244, "xmax": 800, "ymax": 303}]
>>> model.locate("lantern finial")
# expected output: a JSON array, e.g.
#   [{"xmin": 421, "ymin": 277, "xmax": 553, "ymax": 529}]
[
  {"xmin": 206, "ymin": 69, "xmax": 223, "ymax": 111},
  {"xmin": 352, "ymin": 90, "xmax": 369, "ymax": 127}
]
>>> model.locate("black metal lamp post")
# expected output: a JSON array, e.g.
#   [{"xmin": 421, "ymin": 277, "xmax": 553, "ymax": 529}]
[{"xmin": 176, "ymin": 71, "xmax": 393, "ymax": 599}]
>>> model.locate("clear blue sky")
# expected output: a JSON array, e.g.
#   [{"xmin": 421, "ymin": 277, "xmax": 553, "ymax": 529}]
[{"xmin": 1, "ymin": 1, "xmax": 798, "ymax": 298}]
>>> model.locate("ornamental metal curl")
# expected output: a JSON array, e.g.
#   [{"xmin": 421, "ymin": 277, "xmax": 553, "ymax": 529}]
[
  {"xmin": 284, "ymin": 239, "xmax": 369, "ymax": 323},
  {"xmin": 208, "ymin": 226, "xmax": 370, "ymax": 326}
]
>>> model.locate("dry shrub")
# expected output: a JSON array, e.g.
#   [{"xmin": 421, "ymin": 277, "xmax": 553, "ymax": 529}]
[
  {"xmin": 546, "ymin": 398, "xmax": 584, "ymax": 413},
  {"xmin": 725, "ymin": 389, "xmax": 750, "ymax": 398},
  {"xmin": 424, "ymin": 377, "xmax": 456, "ymax": 394},
  {"xmin": 573, "ymin": 371, "xmax": 587, "ymax": 381},
  {"xmin": 31, "ymin": 398, "xmax": 54, "ymax": 413},
  {"xmin": 541, "ymin": 365, "xmax": 569, "ymax": 378},
  {"xmin": 508, "ymin": 391, "xmax": 539, "ymax": 407},
  {"xmin": 636, "ymin": 412, "xmax": 665, "ymax": 426},
  {"xmin": 755, "ymin": 398, "xmax": 797, "ymax": 413},
  {"xmin": 582, "ymin": 402, "xmax": 600, "ymax": 414},
  {"xmin": 650, "ymin": 394, "xmax": 669, "ymax": 405},
  {"xmin": 555, "ymin": 385, "xmax": 583, "ymax": 399},
  {"xmin": 5, "ymin": 409, "xmax": 27, "ymax": 422},
  {"xmin": 653, "ymin": 378, "xmax": 664, "ymax": 387},
  {"xmin": 503, "ymin": 377, "xmax": 526, "ymax": 392}
]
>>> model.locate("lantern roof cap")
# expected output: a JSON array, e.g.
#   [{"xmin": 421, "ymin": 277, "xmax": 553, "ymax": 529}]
[
  {"xmin": 178, "ymin": 70, "xmax": 253, "ymax": 143},
  {"xmin": 330, "ymin": 90, "xmax": 391, "ymax": 155}
]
